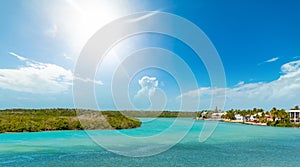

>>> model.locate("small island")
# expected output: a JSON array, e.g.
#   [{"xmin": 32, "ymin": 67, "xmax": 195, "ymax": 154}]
[{"xmin": 0, "ymin": 109, "xmax": 142, "ymax": 133}]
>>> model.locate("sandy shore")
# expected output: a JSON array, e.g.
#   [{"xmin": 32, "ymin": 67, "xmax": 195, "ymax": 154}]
[
  {"xmin": 222, "ymin": 119, "xmax": 267, "ymax": 126},
  {"xmin": 244, "ymin": 122, "xmax": 267, "ymax": 126}
]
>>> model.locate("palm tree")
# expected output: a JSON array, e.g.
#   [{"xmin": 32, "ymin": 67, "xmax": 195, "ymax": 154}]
[
  {"xmin": 224, "ymin": 109, "xmax": 236, "ymax": 120},
  {"xmin": 270, "ymin": 107, "xmax": 277, "ymax": 122},
  {"xmin": 280, "ymin": 109, "xmax": 290, "ymax": 123},
  {"xmin": 238, "ymin": 110, "xmax": 248, "ymax": 123}
]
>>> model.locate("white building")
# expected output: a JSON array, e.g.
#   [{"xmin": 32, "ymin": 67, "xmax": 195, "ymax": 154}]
[
  {"xmin": 287, "ymin": 110, "xmax": 300, "ymax": 123},
  {"xmin": 211, "ymin": 112, "xmax": 225, "ymax": 119},
  {"xmin": 235, "ymin": 114, "xmax": 243, "ymax": 121},
  {"xmin": 249, "ymin": 115, "xmax": 255, "ymax": 121}
]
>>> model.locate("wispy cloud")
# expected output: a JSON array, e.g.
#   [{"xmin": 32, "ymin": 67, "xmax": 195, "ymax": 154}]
[
  {"xmin": 179, "ymin": 60, "xmax": 300, "ymax": 110},
  {"xmin": 235, "ymin": 81, "xmax": 245, "ymax": 87},
  {"xmin": 258, "ymin": 57, "xmax": 279, "ymax": 65},
  {"xmin": 8, "ymin": 52, "xmax": 28, "ymax": 61},
  {"xmin": 73, "ymin": 76, "xmax": 103, "ymax": 85},
  {"xmin": 127, "ymin": 10, "xmax": 162, "ymax": 23},
  {"xmin": 265, "ymin": 57, "xmax": 279, "ymax": 63}
]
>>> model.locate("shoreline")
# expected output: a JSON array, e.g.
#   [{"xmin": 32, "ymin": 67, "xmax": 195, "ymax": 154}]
[
  {"xmin": 196, "ymin": 118, "xmax": 268, "ymax": 126},
  {"xmin": 221, "ymin": 119, "xmax": 267, "ymax": 126},
  {"xmin": 206, "ymin": 119, "xmax": 299, "ymax": 128}
]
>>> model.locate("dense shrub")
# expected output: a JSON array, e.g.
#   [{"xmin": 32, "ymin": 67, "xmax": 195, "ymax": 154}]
[{"xmin": 0, "ymin": 109, "xmax": 141, "ymax": 133}]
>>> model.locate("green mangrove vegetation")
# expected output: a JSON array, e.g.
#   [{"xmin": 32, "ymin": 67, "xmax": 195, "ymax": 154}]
[{"xmin": 0, "ymin": 109, "xmax": 141, "ymax": 133}]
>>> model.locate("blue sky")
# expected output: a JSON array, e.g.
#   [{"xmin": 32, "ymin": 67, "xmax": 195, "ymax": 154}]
[{"xmin": 0, "ymin": 0, "xmax": 300, "ymax": 111}]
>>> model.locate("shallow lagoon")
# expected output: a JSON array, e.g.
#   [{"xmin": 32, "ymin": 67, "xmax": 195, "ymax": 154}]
[{"xmin": 1, "ymin": 118, "xmax": 299, "ymax": 166}]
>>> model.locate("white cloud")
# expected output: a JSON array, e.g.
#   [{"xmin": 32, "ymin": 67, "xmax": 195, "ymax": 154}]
[
  {"xmin": 135, "ymin": 76, "xmax": 158, "ymax": 98},
  {"xmin": 179, "ymin": 60, "xmax": 300, "ymax": 110},
  {"xmin": 235, "ymin": 81, "xmax": 245, "ymax": 87},
  {"xmin": 8, "ymin": 52, "xmax": 28, "ymax": 61},
  {"xmin": 265, "ymin": 57, "xmax": 279, "ymax": 63},
  {"xmin": 133, "ymin": 76, "xmax": 159, "ymax": 109},
  {"xmin": 73, "ymin": 76, "xmax": 103, "ymax": 85},
  {"xmin": 1, "ymin": 52, "xmax": 104, "ymax": 94},
  {"xmin": 0, "ymin": 52, "xmax": 73, "ymax": 94},
  {"xmin": 127, "ymin": 10, "xmax": 161, "ymax": 23},
  {"xmin": 281, "ymin": 60, "xmax": 300, "ymax": 73},
  {"xmin": 258, "ymin": 57, "xmax": 279, "ymax": 65}
]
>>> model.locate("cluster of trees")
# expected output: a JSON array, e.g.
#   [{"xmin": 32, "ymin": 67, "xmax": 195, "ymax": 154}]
[
  {"xmin": 221, "ymin": 106, "xmax": 300, "ymax": 127},
  {"xmin": 267, "ymin": 107, "xmax": 295, "ymax": 127},
  {"xmin": 0, "ymin": 109, "xmax": 141, "ymax": 133},
  {"xmin": 221, "ymin": 108, "xmax": 265, "ymax": 123}
]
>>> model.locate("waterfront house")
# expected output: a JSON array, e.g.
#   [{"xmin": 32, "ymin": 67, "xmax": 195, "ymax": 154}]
[
  {"xmin": 211, "ymin": 112, "xmax": 225, "ymax": 120},
  {"xmin": 287, "ymin": 110, "xmax": 300, "ymax": 123},
  {"xmin": 265, "ymin": 114, "xmax": 273, "ymax": 122},
  {"xmin": 248, "ymin": 115, "xmax": 256, "ymax": 121},
  {"xmin": 235, "ymin": 114, "xmax": 243, "ymax": 121},
  {"xmin": 201, "ymin": 112, "xmax": 207, "ymax": 117}
]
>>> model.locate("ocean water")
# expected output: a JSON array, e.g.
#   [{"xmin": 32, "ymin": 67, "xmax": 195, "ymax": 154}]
[{"xmin": 0, "ymin": 118, "xmax": 299, "ymax": 167}]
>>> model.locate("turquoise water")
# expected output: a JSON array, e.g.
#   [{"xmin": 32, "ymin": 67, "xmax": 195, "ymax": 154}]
[{"xmin": 0, "ymin": 118, "xmax": 300, "ymax": 166}]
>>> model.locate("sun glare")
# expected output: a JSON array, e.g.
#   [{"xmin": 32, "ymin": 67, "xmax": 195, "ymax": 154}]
[{"xmin": 46, "ymin": 0, "xmax": 129, "ymax": 56}]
